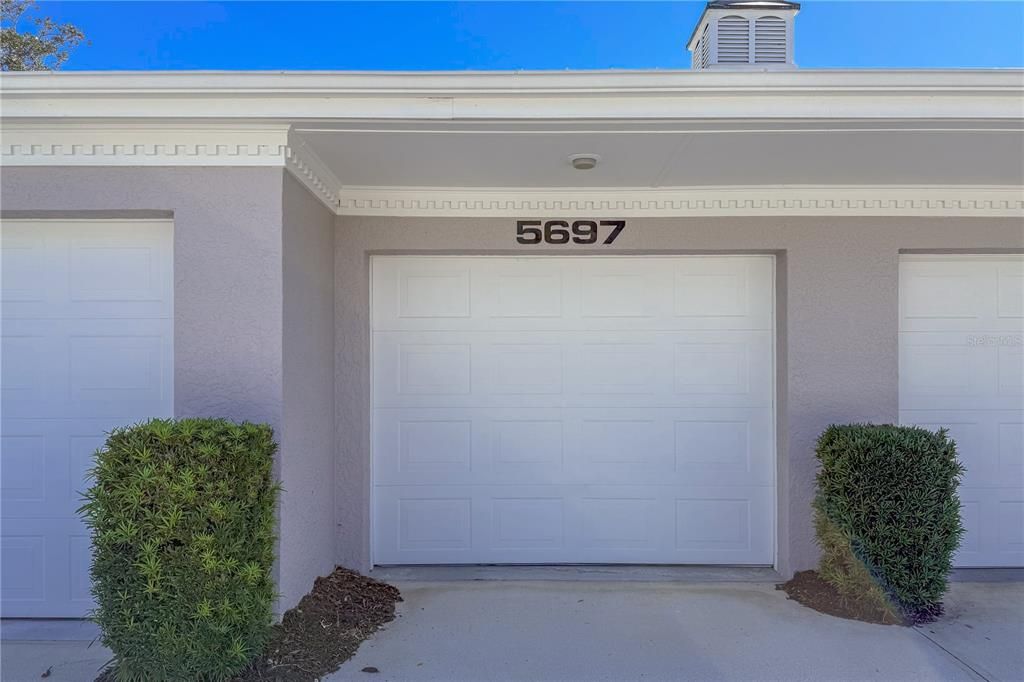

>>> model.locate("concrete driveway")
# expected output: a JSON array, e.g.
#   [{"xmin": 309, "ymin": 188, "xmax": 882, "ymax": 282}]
[
  {"xmin": 329, "ymin": 578, "xmax": 1023, "ymax": 682},
  {"xmin": 3, "ymin": 576, "xmax": 1021, "ymax": 682}
]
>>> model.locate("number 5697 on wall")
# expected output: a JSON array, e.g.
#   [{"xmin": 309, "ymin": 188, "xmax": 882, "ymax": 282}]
[{"xmin": 516, "ymin": 220, "xmax": 626, "ymax": 245}]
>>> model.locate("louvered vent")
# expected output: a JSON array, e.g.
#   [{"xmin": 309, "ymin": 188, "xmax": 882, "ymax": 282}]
[
  {"xmin": 754, "ymin": 16, "xmax": 787, "ymax": 64},
  {"xmin": 717, "ymin": 16, "xmax": 750, "ymax": 64},
  {"xmin": 687, "ymin": 1, "xmax": 798, "ymax": 71},
  {"xmin": 699, "ymin": 24, "xmax": 711, "ymax": 69}
]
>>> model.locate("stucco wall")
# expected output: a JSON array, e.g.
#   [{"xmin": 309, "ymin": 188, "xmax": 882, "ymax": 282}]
[
  {"xmin": 334, "ymin": 215, "xmax": 1024, "ymax": 575},
  {"xmin": 280, "ymin": 173, "xmax": 337, "ymax": 608},
  {"xmin": 0, "ymin": 166, "xmax": 334, "ymax": 611},
  {"xmin": 1, "ymin": 167, "xmax": 285, "ymax": 425}
]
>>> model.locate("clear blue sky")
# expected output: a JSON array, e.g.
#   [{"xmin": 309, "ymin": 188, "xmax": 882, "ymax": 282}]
[{"xmin": 36, "ymin": 1, "xmax": 1024, "ymax": 70}]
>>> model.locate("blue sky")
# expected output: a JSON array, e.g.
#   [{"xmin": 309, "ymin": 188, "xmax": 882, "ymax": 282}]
[{"xmin": 34, "ymin": 1, "xmax": 1024, "ymax": 70}]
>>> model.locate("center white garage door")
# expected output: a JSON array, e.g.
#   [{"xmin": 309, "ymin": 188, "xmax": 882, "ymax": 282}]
[
  {"xmin": 371, "ymin": 256, "xmax": 775, "ymax": 565},
  {"xmin": 1, "ymin": 219, "xmax": 173, "ymax": 617}
]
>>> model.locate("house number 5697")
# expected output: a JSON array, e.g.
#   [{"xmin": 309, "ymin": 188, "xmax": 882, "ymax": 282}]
[{"xmin": 515, "ymin": 220, "xmax": 626, "ymax": 245}]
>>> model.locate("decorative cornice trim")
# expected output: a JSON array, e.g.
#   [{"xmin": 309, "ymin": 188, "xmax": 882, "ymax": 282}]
[
  {"xmin": 0, "ymin": 124, "xmax": 291, "ymax": 166},
  {"xmin": 335, "ymin": 186, "xmax": 1024, "ymax": 217},
  {"xmin": 2, "ymin": 125, "xmax": 1019, "ymax": 217},
  {"xmin": 284, "ymin": 136, "xmax": 342, "ymax": 210},
  {"xmin": 0, "ymin": 123, "xmax": 344, "ymax": 212}
]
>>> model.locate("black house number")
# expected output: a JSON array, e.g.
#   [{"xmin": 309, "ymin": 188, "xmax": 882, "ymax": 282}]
[{"xmin": 515, "ymin": 220, "xmax": 626, "ymax": 246}]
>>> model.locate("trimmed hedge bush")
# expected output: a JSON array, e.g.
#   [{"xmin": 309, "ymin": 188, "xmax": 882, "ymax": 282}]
[
  {"xmin": 81, "ymin": 418, "xmax": 280, "ymax": 681},
  {"xmin": 813, "ymin": 424, "xmax": 965, "ymax": 620}
]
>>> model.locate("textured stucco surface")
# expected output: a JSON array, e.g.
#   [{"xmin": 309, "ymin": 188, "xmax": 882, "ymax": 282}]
[
  {"xmin": 334, "ymin": 215, "xmax": 1024, "ymax": 575},
  {"xmin": 280, "ymin": 173, "xmax": 337, "ymax": 608},
  {"xmin": 5, "ymin": 165, "xmax": 1021, "ymax": 588},
  {"xmin": 1, "ymin": 167, "xmax": 285, "ymax": 425},
  {"xmin": 0, "ymin": 167, "xmax": 335, "ymax": 611}
]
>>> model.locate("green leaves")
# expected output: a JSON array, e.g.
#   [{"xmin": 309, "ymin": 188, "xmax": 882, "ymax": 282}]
[
  {"xmin": 0, "ymin": 0, "xmax": 86, "ymax": 71},
  {"xmin": 82, "ymin": 418, "xmax": 279, "ymax": 681},
  {"xmin": 814, "ymin": 424, "xmax": 965, "ymax": 618}
]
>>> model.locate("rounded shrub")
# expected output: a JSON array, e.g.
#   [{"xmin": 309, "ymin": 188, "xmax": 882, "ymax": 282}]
[
  {"xmin": 813, "ymin": 423, "xmax": 965, "ymax": 621},
  {"xmin": 80, "ymin": 418, "xmax": 280, "ymax": 681}
]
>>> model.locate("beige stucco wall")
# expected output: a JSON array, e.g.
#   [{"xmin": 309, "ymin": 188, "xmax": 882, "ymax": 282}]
[
  {"xmin": 335, "ymin": 215, "xmax": 1024, "ymax": 576},
  {"xmin": 281, "ymin": 173, "xmax": 337, "ymax": 607},
  {"xmin": 0, "ymin": 167, "xmax": 335, "ymax": 611},
  {"xmin": 4, "ymin": 164, "xmax": 1020, "ymax": 595},
  {"xmin": 1, "ymin": 167, "xmax": 286, "ymax": 423}
]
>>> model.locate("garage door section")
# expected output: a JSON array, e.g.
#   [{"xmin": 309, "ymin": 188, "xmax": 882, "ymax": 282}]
[
  {"xmin": 372, "ymin": 256, "xmax": 775, "ymax": 565},
  {"xmin": 1, "ymin": 220, "xmax": 173, "ymax": 616},
  {"xmin": 900, "ymin": 255, "xmax": 1024, "ymax": 567}
]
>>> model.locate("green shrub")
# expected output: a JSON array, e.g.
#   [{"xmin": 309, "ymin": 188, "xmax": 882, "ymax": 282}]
[
  {"xmin": 814, "ymin": 424, "xmax": 965, "ymax": 620},
  {"xmin": 80, "ymin": 418, "xmax": 280, "ymax": 681}
]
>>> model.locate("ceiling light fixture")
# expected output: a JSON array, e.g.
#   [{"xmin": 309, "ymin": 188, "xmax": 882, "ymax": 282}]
[{"xmin": 569, "ymin": 153, "xmax": 600, "ymax": 170}]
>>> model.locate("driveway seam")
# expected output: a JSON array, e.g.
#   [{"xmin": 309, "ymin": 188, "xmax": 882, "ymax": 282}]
[{"xmin": 913, "ymin": 628, "xmax": 991, "ymax": 682}]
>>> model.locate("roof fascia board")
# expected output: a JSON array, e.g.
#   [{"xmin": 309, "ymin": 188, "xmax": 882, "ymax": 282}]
[
  {"xmin": 2, "ymin": 94, "xmax": 1019, "ymax": 122},
  {"xmin": 4, "ymin": 69, "xmax": 1016, "ymax": 92},
  {"xmin": 1, "ymin": 70, "xmax": 1021, "ymax": 121}
]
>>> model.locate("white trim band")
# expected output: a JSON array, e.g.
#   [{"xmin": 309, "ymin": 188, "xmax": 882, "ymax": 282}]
[{"xmin": 335, "ymin": 186, "xmax": 1024, "ymax": 217}]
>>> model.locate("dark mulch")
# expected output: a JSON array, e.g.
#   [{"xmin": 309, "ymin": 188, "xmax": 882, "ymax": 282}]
[
  {"xmin": 234, "ymin": 567, "xmax": 401, "ymax": 681},
  {"xmin": 777, "ymin": 570, "xmax": 904, "ymax": 626},
  {"xmin": 777, "ymin": 570, "xmax": 943, "ymax": 626},
  {"xmin": 97, "ymin": 568, "xmax": 401, "ymax": 682}
]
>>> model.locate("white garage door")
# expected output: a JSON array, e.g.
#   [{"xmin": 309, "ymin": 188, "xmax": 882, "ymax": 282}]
[
  {"xmin": 1, "ymin": 219, "xmax": 173, "ymax": 617},
  {"xmin": 899, "ymin": 255, "xmax": 1024, "ymax": 568},
  {"xmin": 372, "ymin": 256, "xmax": 775, "ymax": 565}
]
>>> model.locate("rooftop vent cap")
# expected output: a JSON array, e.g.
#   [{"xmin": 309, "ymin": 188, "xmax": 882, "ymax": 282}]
[{"xmin": 686, "ymin": 0, "xmax": 799, "ymax": 71}]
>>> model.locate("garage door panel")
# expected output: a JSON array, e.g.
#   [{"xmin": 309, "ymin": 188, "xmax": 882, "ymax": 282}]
[
  {"xmin": 374, "ymin": 407, "xmax": 772, "ymax": 487},
  {"xmin": 954, "ymin": 493, "xmax": 1024, "ymax": 567},
  {"xmin": 1, "ymin": 419, "xmax": 110, "ymax": 520},
  {"xmin": 484, "ymin": 342, "xmax": 564, "ymax": 394},
  {"xmin": 2, "ymin": 221, "xmax": 172, "ymax": 321},
  {"xmin": 579, "ymin": 265, "xmax": 667, "ymax": 319},
  {"xmin": 373, "ymin": 256, "xmax": 775, "ymax": 566},
  {"xmin": 373, "ymin": 485, "xmax": 773, "ymax": 565},
  {"xmin": 1, "ymin": 326, "xmax": 57, "ymax": 417},
  {"xmin": 901, "ymin": 410, "xmax": 1024, "ymax": 567},
  {"xmin": 3, "ymin": 319, "xmax": 172, "ymax": 420},
  {"xmin": 1, "ymin": 219, "xmax": 173, "ymax": 617},
  {"xmin": 69, "ymin": 332, "xmax": 171, "ymax": 418},
  {"xmin": 899, "ymin": 334, "xmax": 1008, "ymax": 411},
  {"xmin": 374, "ymin": 329, "xmax": 772, "ymax": 409},
  {"xmin": 901, "ymin": 256, "xmax": 1022, "ymax": 332},
  {"xmin": 900, "ymin": 255, "xmax": 1024, "ymax": 568},
  {"xmin": 1, "ymin": 224, "xmax": 61, "ymax": 309},
  {"xmin": 996, "ymin": 261, "xmax": 1024, "ymax": 320},
  {"xmin": 998, "ymin": 345, "xmax": 1023, "ymax": 401},
  {"xmin": 373, "ymin": 256, "xmax": 772, "ymax": 332},
  {"xmin": 899, "ymin": 411, "xmax": 1007, "ymax": 489},
  {"xmin": 997, "ymin": 421, "xmax": 1024, "ymax": 481},
  {"xmin": 0, "ymin": 519, "xmax": 94, "ymax": 617}
]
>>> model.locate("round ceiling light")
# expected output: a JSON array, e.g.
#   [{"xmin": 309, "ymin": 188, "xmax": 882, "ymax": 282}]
[{"xmin": 569, "ymin": 153, "xmax": 600, "ymax": 170}]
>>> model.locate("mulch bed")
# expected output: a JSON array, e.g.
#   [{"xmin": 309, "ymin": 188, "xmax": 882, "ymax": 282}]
[
  {"xmin": 777, "ymin": 570, "xmax": 942, "ymax": 626},
  {"xmin": 96, "ymin": 568, "xmax": 400, "ymax": 682},
  {"xmin": 234, "ymin": 567, "xmax": 401, "ymax": 681}
]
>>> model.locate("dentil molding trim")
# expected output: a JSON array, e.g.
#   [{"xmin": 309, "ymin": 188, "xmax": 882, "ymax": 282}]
[
  {"xmin": 0, "ymin": 124, "xmax": 344, "ymax": 212},
  {"xmin": 1, "ymin": 124, "xmax": 291, "ymax": 165},
  {"xmin": 335, "ymin": 186, "xmax": 1024, "ymax": 217},
  {"xmin": 3, "ymin": 126, "xmax": 1021, "ymax": 217}
]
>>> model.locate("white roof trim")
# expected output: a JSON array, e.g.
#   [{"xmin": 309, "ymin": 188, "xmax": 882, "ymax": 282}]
[
  {"xmin": 2, "ymin": 70, "xmax": 1021, "ymax": 216},
  {"xmin": 2, "ymin": 70, "xmax": 1021, "ymax": 120},
  {"xmin": 2, "ymin": 69, "xmax": 1018, "ymax": 93}
]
